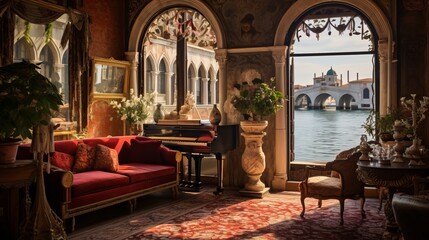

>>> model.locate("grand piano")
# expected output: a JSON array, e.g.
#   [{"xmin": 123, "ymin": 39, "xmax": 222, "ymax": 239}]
[{"xmin": 143, "ymin": 121, "xmax": 239, "ymax": 194}]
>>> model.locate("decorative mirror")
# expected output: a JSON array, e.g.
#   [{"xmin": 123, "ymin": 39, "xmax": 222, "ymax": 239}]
[{"xmin": 91, "ymin": 57, "xmax": 130, "ymax": 98}]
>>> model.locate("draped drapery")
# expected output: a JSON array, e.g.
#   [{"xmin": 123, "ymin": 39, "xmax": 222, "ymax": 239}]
[{"xmin": 0, "ymin": 0, "xmax": 90, "ymax": 131}]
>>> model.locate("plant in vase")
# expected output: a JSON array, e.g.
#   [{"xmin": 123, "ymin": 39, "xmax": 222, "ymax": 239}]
[
  {"xmin": 231, "ymin": 77, "xmax": 286, "ymax": 194},
  {"xmin": 1, "ymin": 61, "xmax": 66, "ymax": 239},
  {"xmin": 231, "ymin": 77, "xmax": 286, "ymax": 121},
  {"xmin": 400, "ymin": 94, "xmax": 429, "ymax": 165},
  {"xmin": 110, "ymin": 89, "xmax": 155, "ymax": 135},
  {"xmin": 361, "ymin": 108, "xmax": 404, "ymax": 142},
  {"xmin": 0, "ymin": 61, "xmax": 63, "ymax": 163}
]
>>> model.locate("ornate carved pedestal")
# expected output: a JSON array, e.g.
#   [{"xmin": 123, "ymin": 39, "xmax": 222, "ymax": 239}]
[
  {"xmin": 239, "ymin": 121, "xmax": 270, "ymax": 198},
  {"xmin": 357, "ymin": 160, "xmax": 429, "ymax": 239}
]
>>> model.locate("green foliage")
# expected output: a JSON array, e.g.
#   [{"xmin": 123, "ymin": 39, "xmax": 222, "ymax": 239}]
[
  {"xmin": 24, "ymin": 21, "xmax": 31, "ymax": 44},
  {"xmin": 44, "ymin": 23, "xmax": 53, "ymax": 43},
  {"xmin": 361, "ymin": 108, "xmax": 404, "ymax": 139},
  {"xmin": 0, "ymin": 61, "xmax": 63, "ymax": 140},
  {"xmin": 110, "ymin": 89, "xmax": 155, "ymax": 125},
  {"xmin": 231, "ymin": 77, "xmax": 286, "ymax": 121}
]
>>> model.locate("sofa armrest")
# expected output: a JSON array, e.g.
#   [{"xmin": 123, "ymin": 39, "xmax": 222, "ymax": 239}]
[
  {"xmin": 43, "ymin": 164, "xmax": 73, "ymax": 216},
  {"xmin": 160, "ymin": 145, "xmax": 182, "ymax": 165}
]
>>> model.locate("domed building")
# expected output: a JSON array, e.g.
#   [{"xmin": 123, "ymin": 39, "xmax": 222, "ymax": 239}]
[{"xmin": 312, "ymin": 67, "xmax": 342, "ymax": 87}]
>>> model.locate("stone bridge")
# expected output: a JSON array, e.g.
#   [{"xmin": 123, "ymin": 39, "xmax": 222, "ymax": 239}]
[{"xmin": 294, "ymin": 85, "xmax": 371, "ymax": 110}]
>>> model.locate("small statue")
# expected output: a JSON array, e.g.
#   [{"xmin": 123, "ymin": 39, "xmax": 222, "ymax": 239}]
[
  {"xmin": 179, "ymin": 91, "xmax": 195, "ymax": 115},
  {"xmin": 359, "ymin": 134, "xmax": 372, "ymax": 161}
]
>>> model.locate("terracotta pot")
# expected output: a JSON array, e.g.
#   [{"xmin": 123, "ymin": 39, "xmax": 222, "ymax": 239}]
[{"xmin": 0, "ymin": 139, "xmax": 22, "ymax": 164}]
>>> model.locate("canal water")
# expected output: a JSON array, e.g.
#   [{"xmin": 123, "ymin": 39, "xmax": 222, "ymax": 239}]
[{"xmin": 294, "ymin": 109, "xmax": 371, "ymax": 162}]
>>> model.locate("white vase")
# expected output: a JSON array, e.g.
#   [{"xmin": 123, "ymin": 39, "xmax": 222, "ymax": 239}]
[{"xmin": 240, "ymin": 120, "xmax": 268, "ymax": 192}]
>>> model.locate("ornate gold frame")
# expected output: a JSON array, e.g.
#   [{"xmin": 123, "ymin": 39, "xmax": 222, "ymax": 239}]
[{"xmin": 90, "ymin": 57, "xmax": 130, "ymax": 99}]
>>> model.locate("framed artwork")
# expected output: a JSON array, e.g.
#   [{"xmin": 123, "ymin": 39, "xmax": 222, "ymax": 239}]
[{"xmin": 91, "ymin": 57, "xmax": 130, "ymax": 99}]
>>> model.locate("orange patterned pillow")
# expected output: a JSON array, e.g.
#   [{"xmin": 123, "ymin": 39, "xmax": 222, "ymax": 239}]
[
  {"xmin": 94, "ymin": 144, "xmax": 119, "ymax": 172},
  {"xmin": 72, "ymin": 143, "xmax": 96, "ymax": 173}
]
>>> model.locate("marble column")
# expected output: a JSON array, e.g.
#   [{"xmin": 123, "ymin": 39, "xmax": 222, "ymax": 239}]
[
  {"xmin": 214, "ymin": 49, "xmax": 228, "ymax": 124},
  {"xmin": 125, "ymin": 51, "xmax": 139, "ymax": 95},
  {"xmin": 271, "ymin": 45, "xmax": 288, "ymax": 190},
  {"xmin": 202, "ymin": 77, "xmax": 209, "ymax": 105}
]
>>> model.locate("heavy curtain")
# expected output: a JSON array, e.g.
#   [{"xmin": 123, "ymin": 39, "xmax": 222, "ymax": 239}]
[{"xmin": 0, "ymin": 0, "xmax": 90, "ymax": 131}]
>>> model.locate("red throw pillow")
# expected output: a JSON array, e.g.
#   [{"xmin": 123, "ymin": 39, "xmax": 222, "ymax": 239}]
[
  {"xmin": 50, "ymin": 152, "xmax": 74, "ymax": 171},
  {"xmin": 94, "ymin": 144, "xmax": 119, "ymax": 172},
  {"xmin": 72, "ymin": 143, "xmax": 96, "ymax": 173},
  {"xmin": 128, "ymin": 139, "xmax": 162, "ymax": 164}
]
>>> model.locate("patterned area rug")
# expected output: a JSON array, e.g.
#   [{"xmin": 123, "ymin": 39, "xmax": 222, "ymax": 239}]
[{"xmin": 69, "ymin": 190, "xmax": 385, "ymax": 240}]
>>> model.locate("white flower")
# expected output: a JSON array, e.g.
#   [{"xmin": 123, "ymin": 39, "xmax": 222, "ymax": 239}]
[{"xmin": 109, "ymin": 88, "xmax": 155, "ymax": 125}]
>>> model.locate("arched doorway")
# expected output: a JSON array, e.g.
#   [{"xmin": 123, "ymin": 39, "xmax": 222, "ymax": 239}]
[
  {"xmin": 128, "ymin": 1, "xmax": 226, "ymax": 119},
  {"xmin": 273, "ymin": 0, "xmax": 395, "ymax": 190}
]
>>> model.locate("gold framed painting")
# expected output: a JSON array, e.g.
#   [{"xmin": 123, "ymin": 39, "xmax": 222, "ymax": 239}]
[{"xmin": 91, "ymin": 57, "xmax": 130, "ymax": 99}]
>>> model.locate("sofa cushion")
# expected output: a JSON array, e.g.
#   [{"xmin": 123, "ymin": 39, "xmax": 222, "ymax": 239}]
[
  {"xmin": 126, "ymin": 139, "xmax": 162, "ymax": 164},
  {"xmin": 83, "ymin": 137, "xmax": 124, "ymax": 153},
  {"xmin": 118, "ymin": 141, "xmax": 131, "ymax": 164},
  {"xmin": 50, "ymin": 152, "xmax": 74, "ymax": 171},
  {"xmin": 73, "ymin": 143, "xmax": 96, "ymax": 173},
  {"xmin": 72, "ymin": 171, "xmax": 130, "ymax": 198},
  {"xmin": 94, "ymin": 144, "xmax": 119, "ymax": 172},
  {"xmin": 116, "ymin": 163, "xmax": 176, "ymax": 183}
]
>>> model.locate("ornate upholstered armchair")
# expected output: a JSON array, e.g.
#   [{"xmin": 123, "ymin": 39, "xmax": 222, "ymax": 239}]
[{"xmin": 299, "ymin": 147, "xmax": 365, "ymax": 225}]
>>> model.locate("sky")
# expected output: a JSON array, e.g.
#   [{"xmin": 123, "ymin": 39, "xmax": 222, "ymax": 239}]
[{"xmin": 292, "ymin": 27, "xmax": 374, "ymax": 86}]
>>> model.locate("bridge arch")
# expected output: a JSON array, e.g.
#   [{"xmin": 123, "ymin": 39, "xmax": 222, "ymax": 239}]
[
  {"xmin": 295, "ymin": 93, "xmax": 311, "ymax": 109},
  {"xmin": 313, "ymin": 93, "xmax": 334, "ymax": 109},
  {"xmin": 338, "ymin": 94, "xmax": 357, "ymax": 110}
]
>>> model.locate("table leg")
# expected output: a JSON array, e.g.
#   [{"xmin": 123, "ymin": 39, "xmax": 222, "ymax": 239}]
[{"xmin": 382, "ymin": 187, "xmax": 400, "ymax": 240}]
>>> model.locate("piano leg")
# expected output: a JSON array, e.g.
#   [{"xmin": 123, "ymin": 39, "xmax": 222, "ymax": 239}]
[
  {"xmin": 193, "ymin": 154, "xmax": 203, "ymax": 189},
  {"xmin": 179, "ymin": 153, "xmax": 203, "ymax": 192},
  {"xmin": 187, "ymin": 152, "xmax": 193, "ymax": 183},
  {"xmin": 214, "ymin": 152, "xmax": 224, "ymax": 195}
]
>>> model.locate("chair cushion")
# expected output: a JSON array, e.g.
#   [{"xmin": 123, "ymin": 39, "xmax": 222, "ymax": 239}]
[{"xmin": 307, "ymin": 176, "xmax": 342, "ymax": 196}]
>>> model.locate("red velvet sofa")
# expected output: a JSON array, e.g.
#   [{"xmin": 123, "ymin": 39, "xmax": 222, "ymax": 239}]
[{"xmin": 17, "ymin": 136, "xmax": 181, "ymax": 231}]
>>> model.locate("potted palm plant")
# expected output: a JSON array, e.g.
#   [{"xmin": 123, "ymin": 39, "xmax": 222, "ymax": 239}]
[{"xmin": 0, "ymin": 61, "xmax": 63, "ymax": 164}]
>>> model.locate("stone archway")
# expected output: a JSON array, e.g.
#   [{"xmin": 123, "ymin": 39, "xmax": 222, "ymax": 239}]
[
  {"xmin": 273, "ymin": 0, "xmax": 395, "ymax": 190},
  {"xmin": 127, "ymin": 1, "xmax": 226, "ymax": 101}
]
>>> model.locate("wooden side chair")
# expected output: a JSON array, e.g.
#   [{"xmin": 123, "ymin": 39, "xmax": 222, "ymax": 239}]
[{"xmin": 299, "ymin": 147, "xmax": 365, "ymax": 225}]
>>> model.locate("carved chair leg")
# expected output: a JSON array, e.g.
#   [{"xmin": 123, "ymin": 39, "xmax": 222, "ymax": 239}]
[
  {"xmin": 318, "ymin": 199, "xmax": 322, "ymax": 208},
  {"xmin": 339, "ymin": 199, "xmax": 345, "ymax": 225},
  {"xmin": 300, "ymin": 196, "xmax": 306, "ymax": 218},
  {"xmin": 361, "ymin": 197, "xmax": 366, "ymax": 218}
]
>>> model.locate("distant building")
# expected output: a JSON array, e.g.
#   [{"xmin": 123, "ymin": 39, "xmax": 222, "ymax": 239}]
[{"xmin": 294, "ymin": 67, "xmax": 374, "ymax": 110}]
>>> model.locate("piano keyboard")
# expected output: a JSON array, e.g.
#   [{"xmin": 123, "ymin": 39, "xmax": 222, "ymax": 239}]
[{"xmin": 147, "ymin": 136, "xmax": 208, "ymax": 146}]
